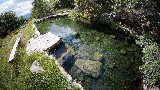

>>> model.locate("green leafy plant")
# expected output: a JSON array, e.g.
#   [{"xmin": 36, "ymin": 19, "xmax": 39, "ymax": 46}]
[{"xmin": 136, "ymin": 35, "xmax": 160, "ymax": 85}]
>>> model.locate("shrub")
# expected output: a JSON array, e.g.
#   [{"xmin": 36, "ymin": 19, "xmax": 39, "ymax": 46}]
[{"xmin": 136, "ymin": 35, "xmax": 160, "ymax": 85}]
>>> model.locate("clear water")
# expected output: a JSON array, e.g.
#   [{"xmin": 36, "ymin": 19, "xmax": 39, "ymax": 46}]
[{"xmin": 37, "ymin": 18, "xmax": 142, "ymax": 90}]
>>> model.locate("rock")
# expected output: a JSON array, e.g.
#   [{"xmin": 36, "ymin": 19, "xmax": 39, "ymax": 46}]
[
  {"xmin": 26, "ymin": 32, "xmax": 62, "ymax": 55},
  {"xmin": 63, "ymin": 11, "xmax": 67, "ymax": 13},
  {"xmin": 51, "ymin": 15, "xmax": 57, "ymax": 18},
  {"xmin": 30, "ymin": 60, "xmax": 44, "ymax": 73},
  {"xmin": 93, "ymin": 52, "xmax": 103, "ymax": 62},
  {"xmin": 75, "ymin": 59, "xmax": 102, "ymax": 78},
  {"xmin": 57, "ymin": 14, "xmax": 63, "ymax": 17}
]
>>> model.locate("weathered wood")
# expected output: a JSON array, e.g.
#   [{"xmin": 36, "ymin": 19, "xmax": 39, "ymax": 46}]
[{"xmin": 8, "ymin": 37, "xmax": 21, "ymax": 62}]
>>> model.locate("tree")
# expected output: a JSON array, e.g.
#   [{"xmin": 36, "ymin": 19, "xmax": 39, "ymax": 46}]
[
  {"xmin": 59, "ymin": 0, "xmax": 74, "ymax": 8},
  {"xmin": 0, "ymin": 11, "xmax": 26, "ymax": 38},
  {"xmin": 31, "ymin": 0, "xmax": 74, "ymax": 19},
  {"xmin": 31, "ymin": 0, "xmax": 48, "ymax": 19}
]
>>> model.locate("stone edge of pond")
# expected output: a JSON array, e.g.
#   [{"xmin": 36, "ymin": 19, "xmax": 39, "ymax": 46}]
[{"xmin": 34, "ymin": 11, "xmax": 69, "ymax": 24}]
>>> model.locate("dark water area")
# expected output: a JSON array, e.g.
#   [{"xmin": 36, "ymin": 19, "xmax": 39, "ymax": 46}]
[{"xmin": 36, "ymin": 18, "xmax": 142, "ymax": 90}]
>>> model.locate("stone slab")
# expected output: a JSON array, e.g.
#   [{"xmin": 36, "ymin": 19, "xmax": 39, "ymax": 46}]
[{"xmin": 26, "ymin": 32, "xmax": 62, "ymax": 55}]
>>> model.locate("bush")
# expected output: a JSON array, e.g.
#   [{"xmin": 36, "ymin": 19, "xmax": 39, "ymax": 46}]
[{"xmin": 136, "ymin": 35, "xmax": 160, "ymax": 85}]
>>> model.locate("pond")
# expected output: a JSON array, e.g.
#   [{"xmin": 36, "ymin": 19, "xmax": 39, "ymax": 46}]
[{"xmin": 36, "ymin": 18, "xmax": 142, "ymax": 90}]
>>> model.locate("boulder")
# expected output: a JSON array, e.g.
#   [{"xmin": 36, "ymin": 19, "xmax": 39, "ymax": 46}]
[
  {"xmin": 30, "ymin": 60, "xmax": 44, "ymax": 73},
  {"xmin": 75, "ymin": 59, "xmax": 102, "ymax": 78},
  {"xmin": 26, "ymin": 32, "xmax": 62, "ymax": 55}
]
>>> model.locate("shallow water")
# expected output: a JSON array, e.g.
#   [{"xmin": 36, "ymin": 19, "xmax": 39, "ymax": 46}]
[{"xmin": 37, "ymin": 18, "xmax": 142, "ymax": 90}]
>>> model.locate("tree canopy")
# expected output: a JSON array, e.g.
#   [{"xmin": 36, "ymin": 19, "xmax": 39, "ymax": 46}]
[
  {"xmin": 71, "ymin": 0, "xmax": 160, "ymax": 37},
  {"xmin": 0, "ymin": 11, "xmax": 26, "ymax": 38}
]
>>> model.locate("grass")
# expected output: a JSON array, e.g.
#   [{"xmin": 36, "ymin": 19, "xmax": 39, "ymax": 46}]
[{"xmin": 0, "ymin": 20, "xmax": 79, "ymax": 90}]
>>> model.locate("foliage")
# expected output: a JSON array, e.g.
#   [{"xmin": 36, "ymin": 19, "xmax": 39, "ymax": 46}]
[
  {"xmin": 103, "ymin": 44, "xmax": 142, "ymax": 90},
  {"xmin": 70, "ymin": 0, "xmax": 160, "ymax": 37},
  {"xmin": 136, "ymin": 35, "xmax": 160, "ymax": 85},
  {"xmin": 58, "ymin": 0, "xmax": 74, "ymax": 8},
  {"xmin": 31, "ymin": 0, "xmax": 48, "ymax": 18},
  {"xmin": 0, "ymin": 11, "xmax": 26, "ymax": 38},
  {"xmin": 71, "ymin": 0, "xmax": 113, "ymax": 21},
  {"xmin": 31, "ymin": 0, "xmax": 74, "ymax": 19}
]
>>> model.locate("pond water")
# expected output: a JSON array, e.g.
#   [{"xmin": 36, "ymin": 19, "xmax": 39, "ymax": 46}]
[{"xmin": 36, "ymin": 18, "xmax": 142, "ymax": 90}]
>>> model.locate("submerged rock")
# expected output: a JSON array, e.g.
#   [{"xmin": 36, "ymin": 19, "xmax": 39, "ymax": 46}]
[
  {"xmin": 26, "ymin": 32, "xmax": 62, "ymax": 55},
  {"xmin": 30, "ymin": 60, "xmax": 44, "ymax": 73},
  {"xmin": 75, "ymin": 59, "xmax": 102, "ymax": 78}
]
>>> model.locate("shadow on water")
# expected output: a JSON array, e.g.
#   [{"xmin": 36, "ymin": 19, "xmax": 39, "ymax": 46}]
[
  {"xmin": 37, "ymin": 18, "xmax": 143, "ymax": 90},
  {"xmin": 61, "ymin": 52, "xmax": 76, "ymax": 71},
  {"xmin": 51, "ymin": 42, "xmax": 67, "ymax": 59}
]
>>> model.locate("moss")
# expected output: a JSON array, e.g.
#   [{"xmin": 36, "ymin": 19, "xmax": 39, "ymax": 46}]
[
  {"xmin": 75, "ymin": 59, "xmax": 102, "ymax": 78},
  {"xmin": 93, "ymin": 52, "xmax": 102, "ymax": 62},
  {"xmin": 120, "ymin": 49, "xmax": 126, "ymax": 55}
]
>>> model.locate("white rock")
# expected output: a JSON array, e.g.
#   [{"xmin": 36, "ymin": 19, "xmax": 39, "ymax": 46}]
[
  {"xmin": 26, "ymin": 32, "xmax": 62, "ymax": 55},
  {"xmin": 30, "ymin": 60, "xmax": 44, "ymax": 73}
]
